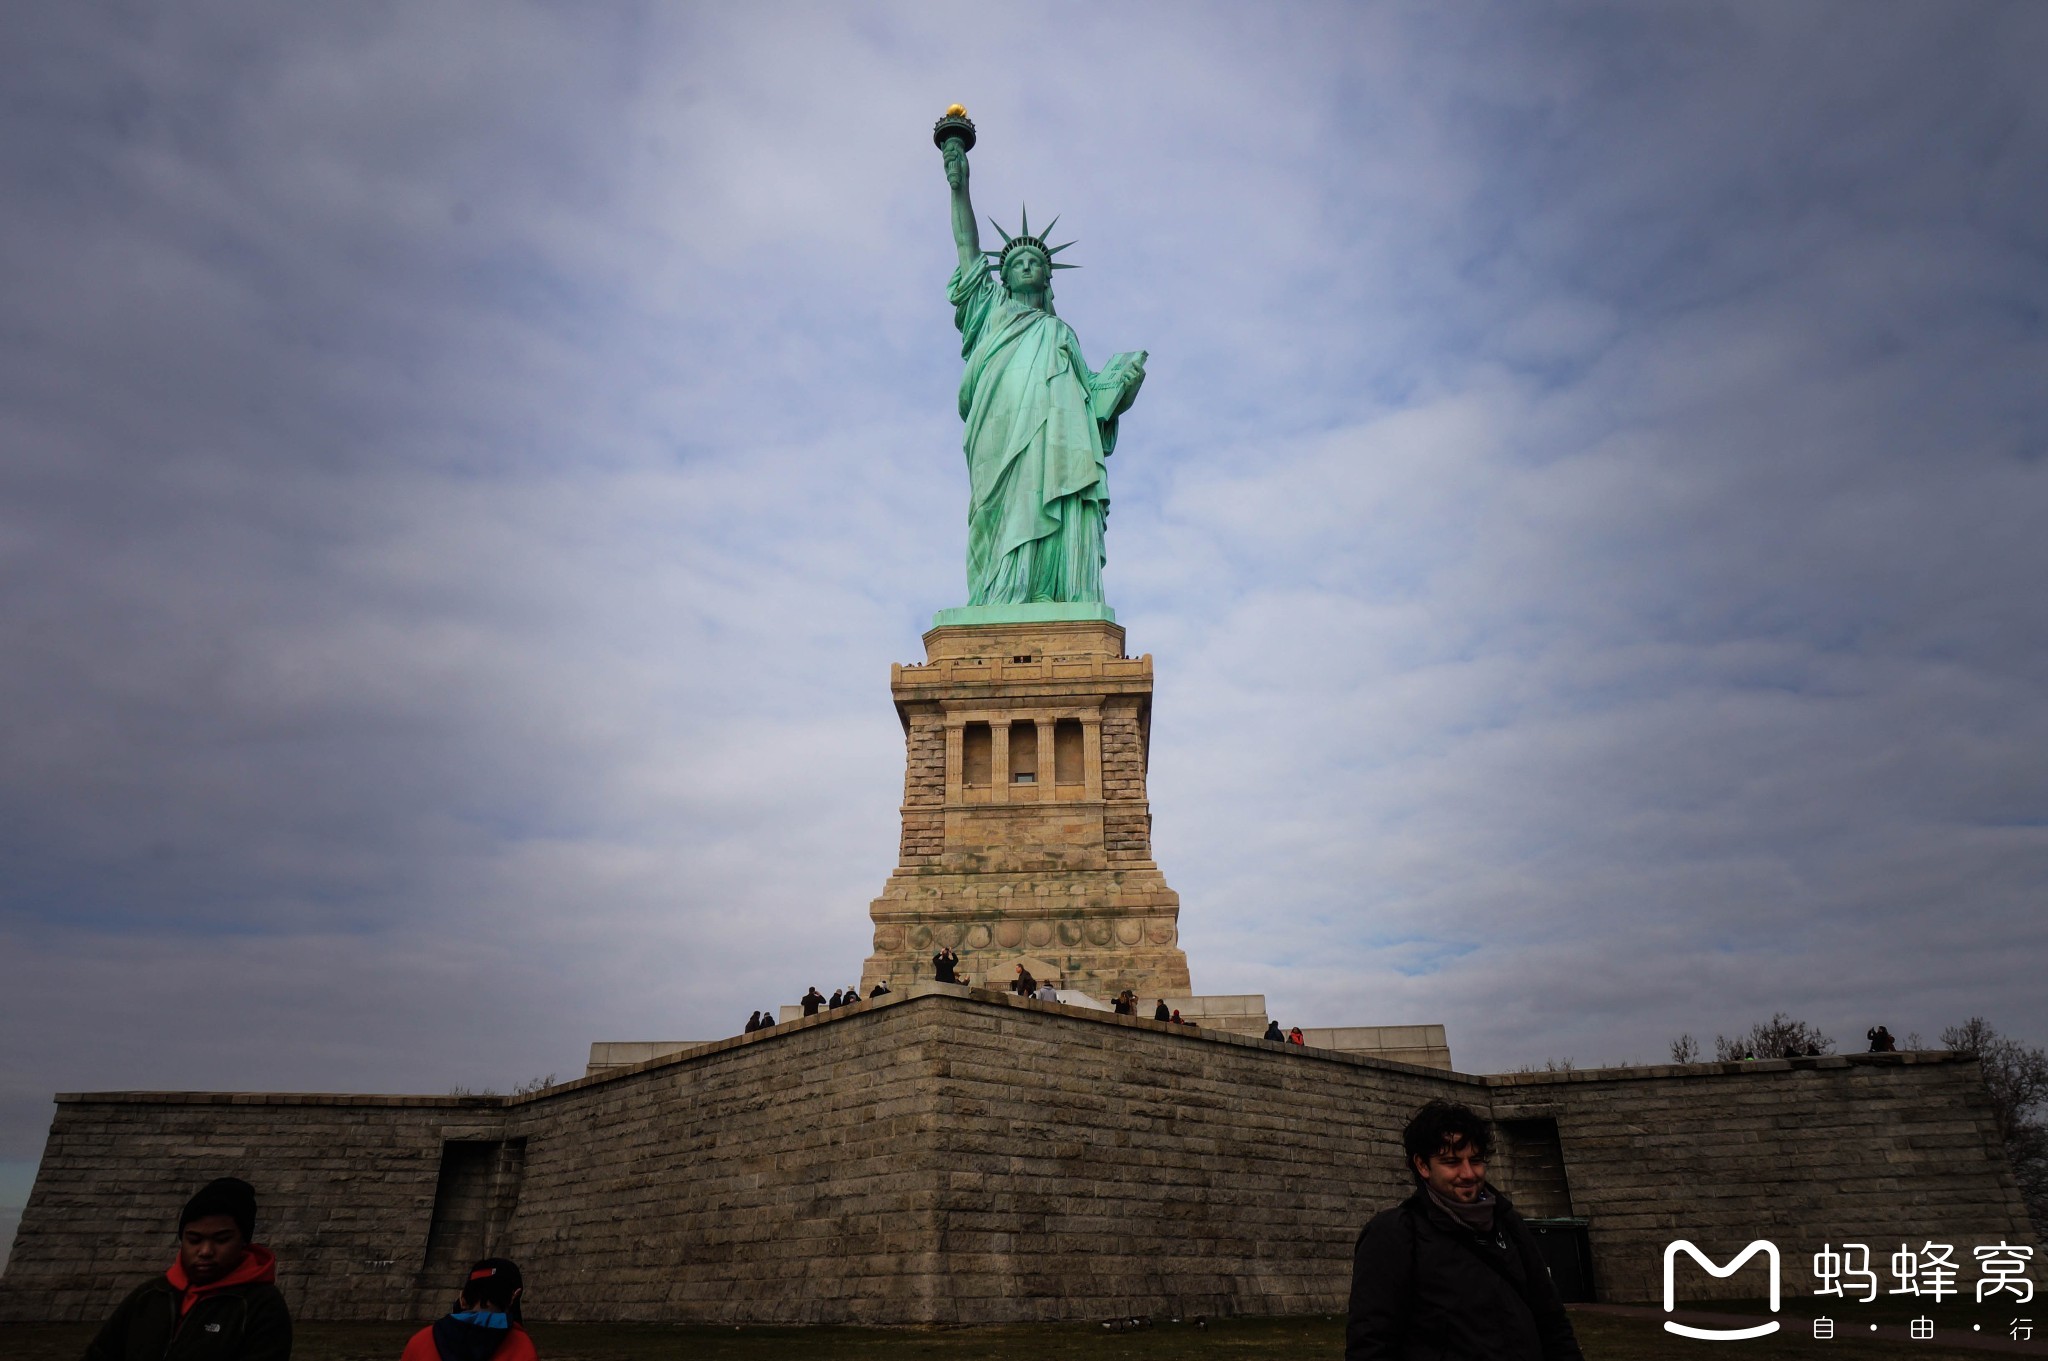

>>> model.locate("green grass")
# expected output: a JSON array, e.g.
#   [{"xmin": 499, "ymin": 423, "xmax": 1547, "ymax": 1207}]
[
  {"xmin": 0, "ymin": 1318, "xmax": 1320, "ymax": 1360},
  {"xmin": 0, "ymin": 1307, "xmax": 2020, "ymax": 1359},
  {"xmin": 0, "ymin": 1318, "xmax": 1332, "ymax": 1361}
]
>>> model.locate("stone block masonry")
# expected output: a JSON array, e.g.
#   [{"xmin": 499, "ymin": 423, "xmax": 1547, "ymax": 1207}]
[
  {"xmin": 1488, "ymin": 1057, "xmax": 2039, "ymax": 1303},
  {"xmin": 0, "ymin": 987, "xmax": 2034, "ymax": 1325},
  {"xmin": 2, "ymin": 1004, "xmax": 957, "ymax": 1326},
  {"xmin": 865, "ymin": 619, "xmax": 1192, "ymax": 1000},
  {"xmin": 0, "ymin": 1093, "xmax": 495, "ymax": 1324}
]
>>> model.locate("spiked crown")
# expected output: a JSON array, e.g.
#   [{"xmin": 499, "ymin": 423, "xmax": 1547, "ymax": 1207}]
[{"xmin": 985, "ymin": 205, "xmax": 1079, "ymax": 276}]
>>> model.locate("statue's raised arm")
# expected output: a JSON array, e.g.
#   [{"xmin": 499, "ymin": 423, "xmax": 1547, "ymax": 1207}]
[
  {"xmin": 932, "ymin": 107, "xmax": 1145, "ymax": 613},
  {"xmin": 941, "ymin": 135, "xmax": 980, "ymax": 272}
]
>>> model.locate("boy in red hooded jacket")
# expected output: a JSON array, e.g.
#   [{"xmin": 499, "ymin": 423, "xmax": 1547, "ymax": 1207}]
[{"xmin": 85, "ymin": 1176, "xmax": 292, "ymax": 1360}]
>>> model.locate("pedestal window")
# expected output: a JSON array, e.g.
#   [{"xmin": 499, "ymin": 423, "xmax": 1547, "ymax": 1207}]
[
  {"xmin": 1008, "ymin": 718, "xmax": 1038, "ymax": 785},
  {"xmin": 1054, "ymin": 718, "xmax": 1084, "ymax": 790},
  {"xmin": 963, "ymin": 722, "xmax": 992, "ymax": 789}
]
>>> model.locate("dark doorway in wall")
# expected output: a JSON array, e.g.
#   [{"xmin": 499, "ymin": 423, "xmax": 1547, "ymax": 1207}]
[
  {"xmin": 1498, "ymin": 1117, "xmax": 1594, "ymax": 1302},
  {"xmin": 1499, "ymin": 1118, "xmax": 1571, "ymax": 1216},
  {"xmin": 420, "ymin": 1138, "xmax": 527, "ymax": 1286}
]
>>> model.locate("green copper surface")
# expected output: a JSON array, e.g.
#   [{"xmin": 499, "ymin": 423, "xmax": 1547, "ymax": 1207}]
[
  {"xmin": 931, "ymin": 602, "xmax": 1118, "ymax": 628},
  {"xmin": 940, "ymin": 120, "xmax": 1146, "ymax": 610}
]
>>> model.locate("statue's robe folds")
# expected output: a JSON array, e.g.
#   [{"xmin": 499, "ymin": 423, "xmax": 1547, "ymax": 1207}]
[{"xmin": 950, "ymin": 261, "xmax": 1139, "ymax": 605}]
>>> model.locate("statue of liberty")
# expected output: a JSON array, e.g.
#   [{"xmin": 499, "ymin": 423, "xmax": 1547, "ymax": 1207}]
[{"xmin": 936, "ymin": 109, "xmax": 1147, "ymax": 609}]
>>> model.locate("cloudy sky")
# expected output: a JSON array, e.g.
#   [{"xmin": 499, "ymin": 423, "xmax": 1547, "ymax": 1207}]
[{"xmin": 4, "ymin": 1, "xmax": 2045, "ymax": 1245}]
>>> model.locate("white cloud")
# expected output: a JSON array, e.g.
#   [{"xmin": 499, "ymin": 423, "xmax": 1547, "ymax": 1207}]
[{"xmin": 1, "ymin": 1, "xmax": 2045, "ymax": 1157}]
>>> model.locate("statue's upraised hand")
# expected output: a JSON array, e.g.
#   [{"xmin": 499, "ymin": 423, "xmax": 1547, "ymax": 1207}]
[{"xmin": 943, "ymin": 141, "xmax": 969, "ymax": 191}]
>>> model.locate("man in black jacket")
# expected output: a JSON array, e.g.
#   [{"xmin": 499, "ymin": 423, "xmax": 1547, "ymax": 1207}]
[
  {"xmin": 86, "ymin": 1176, "xmax": 292, "ymax": 1360},
  {"xmin": 1346, "ymin": 1101, "xmax": 1582, "ymax": 1361}
]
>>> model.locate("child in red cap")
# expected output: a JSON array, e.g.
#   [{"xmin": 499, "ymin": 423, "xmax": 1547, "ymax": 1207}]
[{"xmin": 400, "ymin": 1258, "xmax": 536, "ymax": 1361}]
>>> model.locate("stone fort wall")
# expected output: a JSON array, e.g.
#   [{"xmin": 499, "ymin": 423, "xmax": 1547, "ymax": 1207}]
[
  {"xmin": 1488, "ymin": 1059, "xmax": 2032, "ymax": 1303},
  {"xmin": 0, "ymin": 986, "xmax": 2033, "ymax": 1324}
]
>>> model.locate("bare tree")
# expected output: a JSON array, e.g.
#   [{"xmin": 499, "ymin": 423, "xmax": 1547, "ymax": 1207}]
[
  {"xmin": 1941, "ymin": 1018, "xmax": 2048, "ymax": 1234},
  {"xmin": 1670, "ymin": 1034, "xmax": 1701, "ymax": 1064},
  {"xmin": 1714, "ymin": 1013, "xmax": 1834, "ymax": 1061},
  {"xmin": 1511, "ymin": 1057, "xmax": 1579, "ymax": 1074}
]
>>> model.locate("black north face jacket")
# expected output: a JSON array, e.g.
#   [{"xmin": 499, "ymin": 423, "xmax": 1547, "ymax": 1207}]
[
  {"xmin": 1346, "ymin": 1186, "xmax": 1583, "ymax": 1361},
  {"xmin": 84, "ymin": 1273, "xmax": 293, "ymax": 1361}
]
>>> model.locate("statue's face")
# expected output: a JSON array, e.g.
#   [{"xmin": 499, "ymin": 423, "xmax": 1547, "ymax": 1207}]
[{"xmin": 1003, "ymin": 249, "xmax": 1048, "ymax": 294}]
